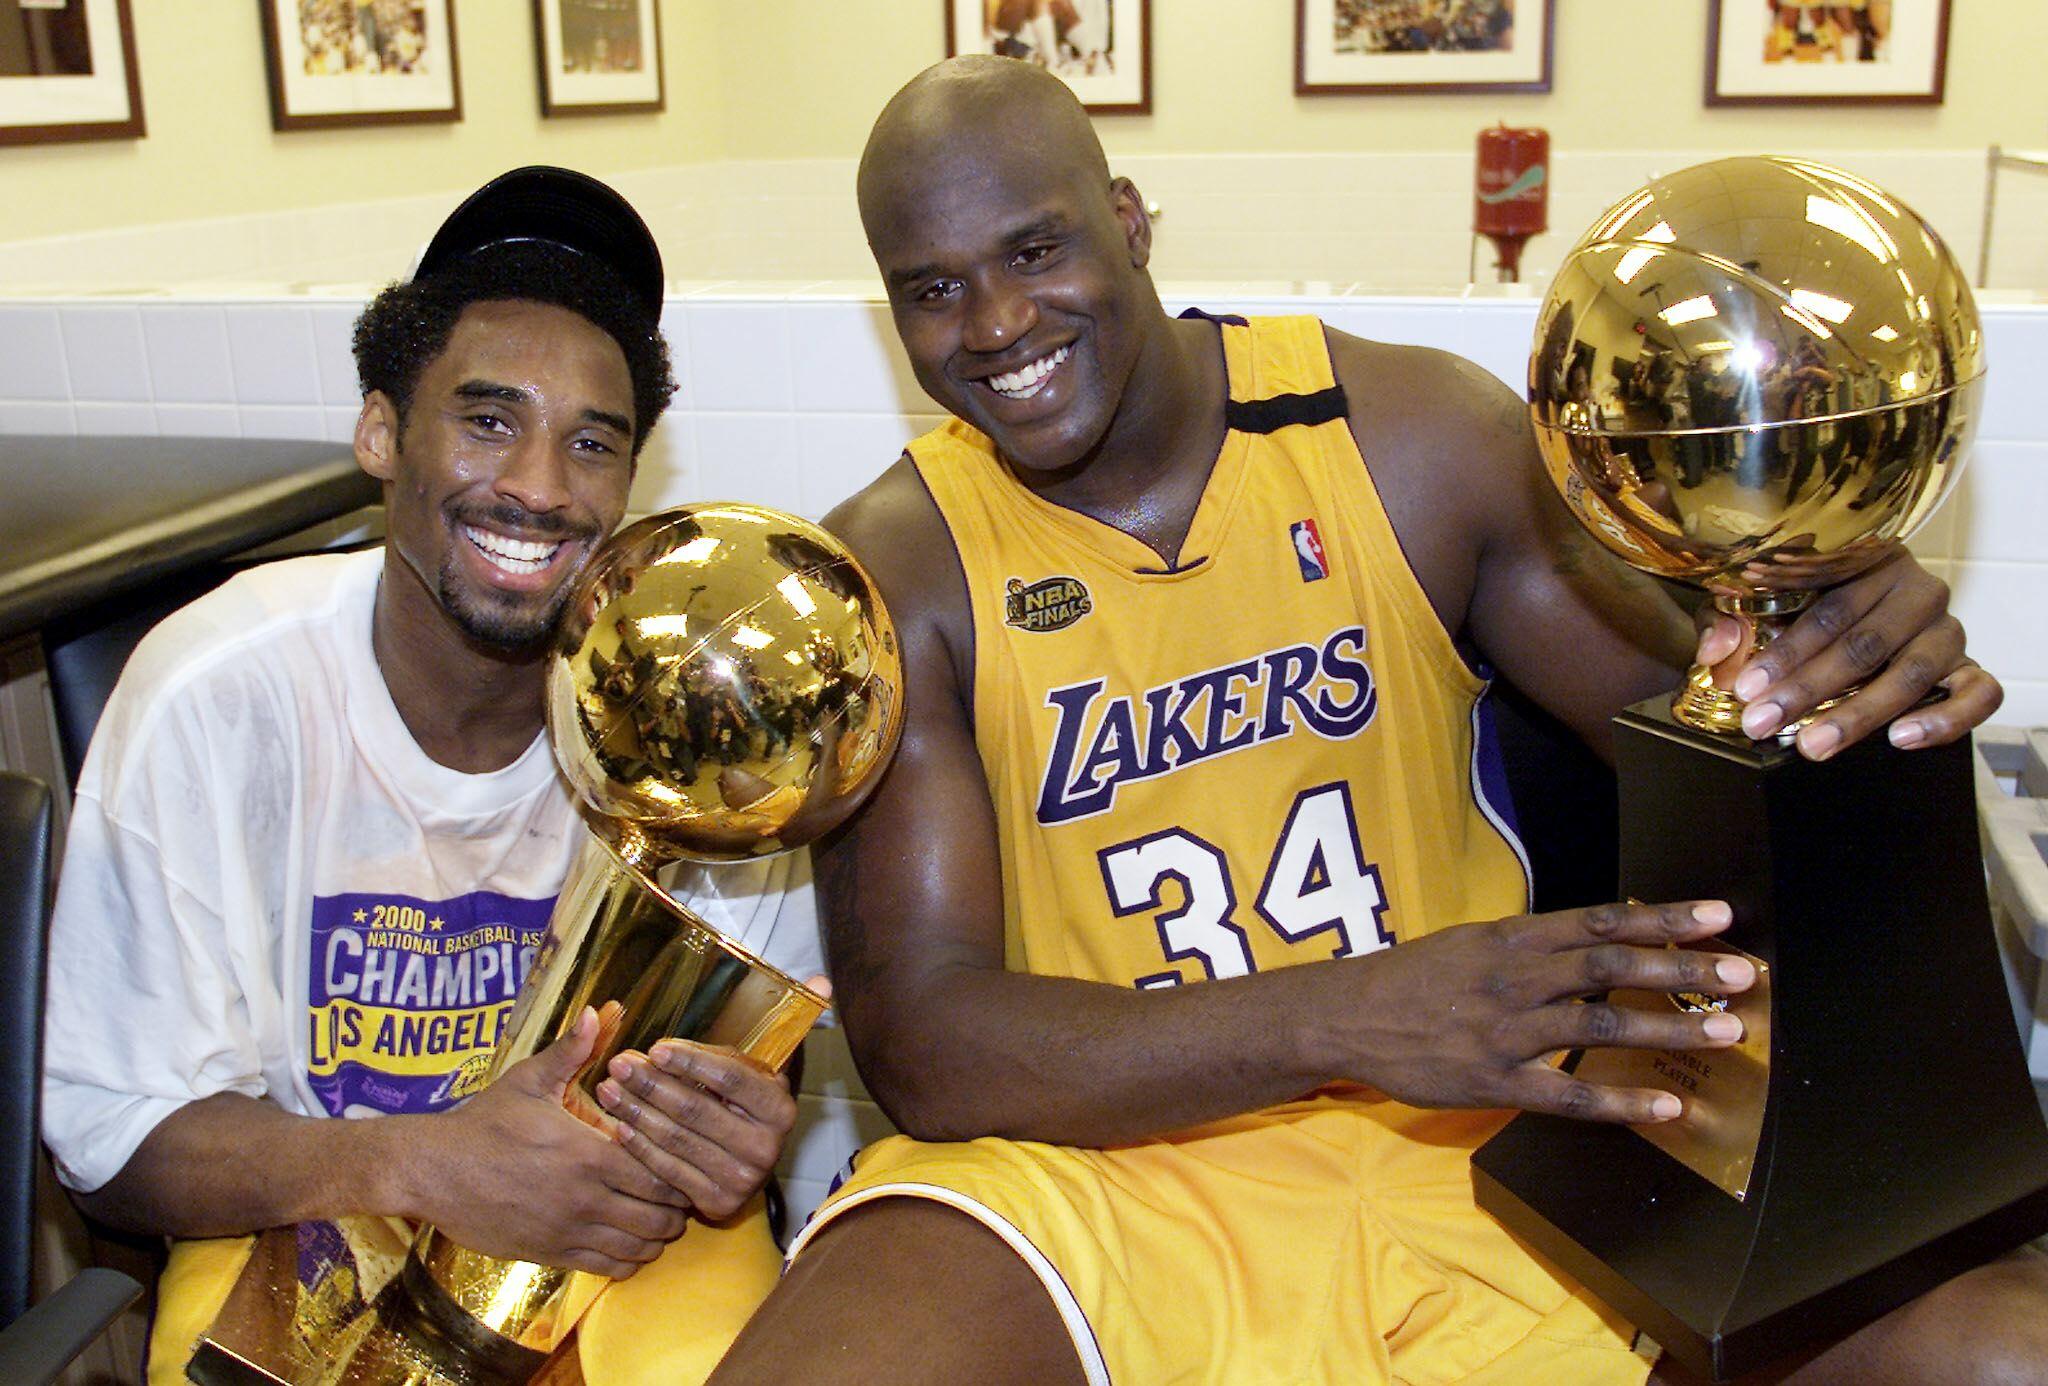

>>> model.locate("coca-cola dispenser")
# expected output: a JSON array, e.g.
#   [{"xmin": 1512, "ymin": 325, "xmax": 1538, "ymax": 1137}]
[{"xmin": 1474, "ymin": 123, "xmax": 1548, "ymax": 283}]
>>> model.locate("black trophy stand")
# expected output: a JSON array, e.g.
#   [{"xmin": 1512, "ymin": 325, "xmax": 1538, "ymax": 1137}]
[{"xmin": 1471, "ymin": 695, "xmax": 2048, "ymax": 1380}]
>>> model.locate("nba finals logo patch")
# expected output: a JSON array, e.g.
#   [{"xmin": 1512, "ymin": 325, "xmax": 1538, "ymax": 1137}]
[
  {"xmin": 1291, "ymin": 518, "xmax": 1329, "ymax": 582},
  {"xmin": 1005, "ymin": 575, "xmax": 1092, "ymax": 633}
]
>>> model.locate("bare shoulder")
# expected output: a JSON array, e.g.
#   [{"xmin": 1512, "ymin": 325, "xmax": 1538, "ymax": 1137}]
[
  {"xmin": 1320, "ymin": 323, "xmax": 1549, "ymax": 627},
  {"xmin": 823, "ymin": 454, "xmax": 973, "ymax": 692},
  {"xmin": 1324, "ymin": 325, "xmax": 1536, "ymax": 497}
]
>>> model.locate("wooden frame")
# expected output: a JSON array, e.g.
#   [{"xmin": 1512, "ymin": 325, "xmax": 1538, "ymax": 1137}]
[
  {"xmin": 1296, "ymin": 0, "xmax": 1553, "ymax": 96},
  {"xmin": 533, "ymin": 0, "xmax": 663, "ymax": 117},
  {"xmin": 1707, "ymin": 1, "xmax": 1952, "ymax": 107},
  {"xmin": 944, "ymin": 0, "xmax": 1150, "ymax": 116},
  {"xmin": 258, "ymin": 0, "xmax": 461, "ymax": 132},
  {"xmin": 0, "ymin": 0, "xmax": 145, "ymax": 146}
]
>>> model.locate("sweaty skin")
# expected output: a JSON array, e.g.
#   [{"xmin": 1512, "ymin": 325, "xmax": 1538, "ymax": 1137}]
[{"xmin": 710, "ymin": 57, "xmax": 2029, "ymax": 1386}]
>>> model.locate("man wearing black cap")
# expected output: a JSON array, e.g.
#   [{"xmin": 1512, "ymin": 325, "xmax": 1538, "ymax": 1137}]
[{"xmin": 41, "ymin": 168, "xmax": 817, "ymax": 1383}]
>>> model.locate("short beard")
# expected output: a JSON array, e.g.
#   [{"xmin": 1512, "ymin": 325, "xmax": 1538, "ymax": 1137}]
[{"xmin": 435, "ymin": 554, "xmax": 576, "ymax": 651}]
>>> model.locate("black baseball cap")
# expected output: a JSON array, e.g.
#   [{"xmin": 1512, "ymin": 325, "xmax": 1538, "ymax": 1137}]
[{"xmin": 412, "ymin": 165, "xmax": 665, "ymax": 319}]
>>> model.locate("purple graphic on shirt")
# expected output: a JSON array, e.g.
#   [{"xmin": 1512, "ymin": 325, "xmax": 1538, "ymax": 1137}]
[{"xmin": 307, "ymin": 891, "xmax": 554, "ymax": 1117}]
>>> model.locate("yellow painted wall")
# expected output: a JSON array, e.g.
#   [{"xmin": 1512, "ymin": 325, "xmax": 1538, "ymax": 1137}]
[
  {"xmin": 6, "ymin": 1, "xmax": 2045, "ymax": 243},
  {"xmin": 0, "ymin": 0, "xmax": 725, "ymax": 243},
  {"xmin": 717, "ymin": 1, "xmax": 2048, "ymax": 158}
]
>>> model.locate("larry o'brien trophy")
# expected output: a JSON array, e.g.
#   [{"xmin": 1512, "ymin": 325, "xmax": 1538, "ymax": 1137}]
[
  {"xmin": 1469, "ymin": 157, "xmax": 2048, "ymax": 1379},
  {"xmin": 188, "ymin": 503, "xmax": 902, "ymax": 1385}
]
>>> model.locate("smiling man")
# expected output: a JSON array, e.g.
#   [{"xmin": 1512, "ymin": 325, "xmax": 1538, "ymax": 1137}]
[
  {"xmin": 707, "ymin": 58, "xmax": 2047, "ymax": 1386},
  {"xmin": 41, "ymin": 168, "xmax": 819, "ymax": 1384}
]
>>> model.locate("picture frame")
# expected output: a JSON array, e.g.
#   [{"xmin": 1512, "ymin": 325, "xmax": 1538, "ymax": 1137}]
[
  {"xmin": 1296, "ymin": 0, "xmax": 1552, "ymax": 96},
  {"xmin": 258, "ymin": 0, "xmax": 461, "ymax": 132},
  {"xmin": 0, "ymin": 0, "xmax": 145, "ymax": 147},
  {"xmin": 945, "ymin": 0, "xmax": 1150, "ymax": 116},
  {"xmin": 1707, "ymin": 1, "xmax": 1951, "ymax": 106},
  {"xmin": 533, "ymin": 0, "xmax": 662, "ymax": 117}
]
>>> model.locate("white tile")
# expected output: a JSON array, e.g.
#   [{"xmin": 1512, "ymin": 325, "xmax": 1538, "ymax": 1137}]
[
  {"xmin": 239, "ymin": 404, "xmax": 327, "ymax": 441},
  {"xmin": 1991, "ymin": 682, "xmax": 2048, "ymax": 734},
  {"xmin": 657, "ymin": 302, "xmax": 694, "ymax": 412},
  {"xmin": 309, "ymin": 303, "xmax": 366, "ymax": 407},
  {"xmin": 1952, "ymin": 442, "xmax": 2048, "ymax": 565},
  {"xmin": 142, "ymin": 305, "xmax": 234, "ymax": 404},
  {"xmin": 796, "ymin": 413, "xmax": 924, "ymax": 520},
  {"xmin": 72, "ymin": 401, "xmax": 157, "ymax": 436},
  {"xmin": 59, "ymin": 306, "xmax": 151, "ymax": 402},
  {"xmin": 1949, "ymin": 561, "xmax": 2048, "ymax": 683},
  {"xmin": 227, "ymin": 306, "xmax": 320, "ymax": 406},
  {"xmin": 630, "ymin": 412, "xmax": 698, "ymax": 512},
  {"xmin": 0, "ymin": 400, "xmax": 74, "ymax": 435},
  {"xmin": 783, "ymin": 302, "xmax": 925, "ymax": 415},
  {"xmin": 153, "ymin": 403, "xmax": 240, "ymax": 439},
  {"xmin": 1982, "ymin": 312, "xmax": 2048, "ymax": 445},
  {"xmin": 1455, "ymin": 300, "xmax": 1543, "ymax": 396},
  {"xmin": 682, "ymin": 303, "xmax": 791, "ymax": 412},
  {"xmin": 692, "ymin": 412, "xmax": 801, "ymax": 511},
  {"xmin": 0, "ymin": 306, "xmax": 70, "ymax": 399},
  {"xmin": 325, "ymin": 405, "xmax": 363, "ymax": 445}
]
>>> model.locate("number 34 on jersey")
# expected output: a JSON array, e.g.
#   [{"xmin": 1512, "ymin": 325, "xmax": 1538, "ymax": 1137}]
[{"xmin": 1098, "ymin": 781, "xmax": 1393, "ymax": 990}]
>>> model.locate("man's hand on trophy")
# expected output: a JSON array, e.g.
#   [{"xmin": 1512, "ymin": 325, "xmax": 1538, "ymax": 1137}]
[
  {"xmin": 1350, "ymin": 900, "xmax": 1753, "ymax": 1123},
  {"xmin": 596, "ymin": 975, "xmax": 823, "ymax": 1222},
  {"xmin": 404, "ymin": 1007, "xmax": 692, "ymax": 1279},
  {"xmin": 1692, "ymin": 548, "xmax": 2002, "ymax": 759}
]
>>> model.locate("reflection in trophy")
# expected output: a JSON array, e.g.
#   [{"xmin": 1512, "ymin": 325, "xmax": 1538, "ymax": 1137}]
[
  {"xmin": 1472, "ymin": 159, "xmax": 2048, "ymax": 1379},
  {"xmin": 1527, "ymin": 155, "xmax": 1980, "ymax": 733},
  {"xmin": 192, "ymin": 503, "xmax": 901, "ymax": 1385}
]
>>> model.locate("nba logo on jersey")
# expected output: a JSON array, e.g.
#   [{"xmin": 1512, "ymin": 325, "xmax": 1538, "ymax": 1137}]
[{"xmin": 1290, "ymin": 518, "xmax": 1329, "ymax": 583}]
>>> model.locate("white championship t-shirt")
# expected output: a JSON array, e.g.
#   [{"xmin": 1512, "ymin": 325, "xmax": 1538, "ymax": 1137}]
[{"xmin": 42, "ymin": 550, "xmax": 823, "ymax": 1193}]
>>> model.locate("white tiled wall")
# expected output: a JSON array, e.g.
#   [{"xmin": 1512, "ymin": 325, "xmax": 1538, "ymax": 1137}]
[
  {"xmin": 1, "ymin": 285, "xmax": 2043, "ymax": 723},
  {"xmin": 3, "ymin": 149, "xmax": 2042, "ymax": 297}
]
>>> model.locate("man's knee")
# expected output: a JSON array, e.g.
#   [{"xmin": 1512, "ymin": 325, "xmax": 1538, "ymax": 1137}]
[
  {"xmin": 1904, "ymin": 1249, "xmax": 2048, "ymax": 1386},
  {"xmin": 713, "ymin": 1197, "xmax": 1085, "ymax": 1386}
]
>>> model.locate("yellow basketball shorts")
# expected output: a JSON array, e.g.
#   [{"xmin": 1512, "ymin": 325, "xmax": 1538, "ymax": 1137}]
[
  {"xmin": 148, "ymin": 1199, "xmax": 782, "ymax": 1386},
  {"xmin": 788, "ymin": 1094, "xmax": 1653, "ymax": 1385}
]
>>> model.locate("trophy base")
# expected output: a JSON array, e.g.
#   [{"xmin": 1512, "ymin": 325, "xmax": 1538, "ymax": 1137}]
[{"xmin": 1471, "ymin": 697, "xmax": 2048, "ymax": 1380}]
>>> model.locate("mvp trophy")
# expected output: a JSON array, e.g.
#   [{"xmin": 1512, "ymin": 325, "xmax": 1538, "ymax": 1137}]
[
  {"xmin": 1470, "ymin": 157, "xmax": 2048, "ymax": 1379},
  {"xmin": 190, "ymin": 503, "xmax": 901, "ymax": 1385}
]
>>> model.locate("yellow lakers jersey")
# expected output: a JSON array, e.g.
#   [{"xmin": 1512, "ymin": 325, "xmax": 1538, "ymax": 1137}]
[{"xmin": 909, "ymin": 313, "xmax": 1532, "ymax": 990}]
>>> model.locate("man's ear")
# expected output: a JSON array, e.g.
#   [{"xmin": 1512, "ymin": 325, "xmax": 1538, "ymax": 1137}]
[
  {"xmin": 1111, "ymin": 176, "xmax": 1152, "ymax": 270},
  {"xmin": 355, "ymin": 393, "xmax": 400, "ymax": 482}
]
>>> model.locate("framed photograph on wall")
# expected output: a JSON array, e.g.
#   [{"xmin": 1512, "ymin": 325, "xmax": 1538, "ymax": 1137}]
[
  {"xmin": 1708, "ymin": 1, "xmax": 1952, "ymax": 106},
  {"xmin": 259, "ymin": 0, "xmax": 461, "ymax": 131},
  {"xmin": 1296, "ymin": 0, "xmax": 1552, "ymax": 96},
  {"xmin": 0, "ymin": 0, "xmax": 144, "ymax": 146},
  {"xmin": 534, "ymin": 0, "xmax": 662, "ymax": 116},
  {"xmin": 945, "ymin": 0, "xmax": 1150, "ymax": 115}
]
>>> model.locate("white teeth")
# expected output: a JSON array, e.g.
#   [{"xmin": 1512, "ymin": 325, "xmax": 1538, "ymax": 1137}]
[
  {"xmin": 464, "ymin": 525, "xmax": 562, "ymax": 575},
  {"xmin": 988, "ymin": 345, "xmax": 1071, "ymax": 399}
]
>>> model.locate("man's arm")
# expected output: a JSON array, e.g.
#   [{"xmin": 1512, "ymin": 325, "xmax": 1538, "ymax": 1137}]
[
  {"xmin": 74, "ymin": 1009, "xmax": 710, "ymax": 1279},
  {"xmin": 816, "ymin": 460, "xmax": 1755, "ymax": 1150}
]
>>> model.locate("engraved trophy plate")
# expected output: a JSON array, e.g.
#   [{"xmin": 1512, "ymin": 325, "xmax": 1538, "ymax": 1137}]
[{"xmin": 1571, "ymin": 941, "xmax": 1771, "ymax": 1201}]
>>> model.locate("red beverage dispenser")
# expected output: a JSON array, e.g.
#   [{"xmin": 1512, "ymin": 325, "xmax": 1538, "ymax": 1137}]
[{"xmin": 1474, "ymin": 123, "xmax": 1548, "ymax": 283}]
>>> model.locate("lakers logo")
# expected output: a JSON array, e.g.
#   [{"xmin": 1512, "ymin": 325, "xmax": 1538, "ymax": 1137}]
[{"xmin": 1005, "ymin": 575, "xmax": 1092, "ymax": 633}]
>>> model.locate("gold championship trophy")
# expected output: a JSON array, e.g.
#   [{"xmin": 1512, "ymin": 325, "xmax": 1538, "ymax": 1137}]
[
  {"xmin": 189, "ymin": 502, "xmax": 901, "ymax": 1385},
  {"xmin": 1470, "ymin": 157, "xmax": 2048, "ymax": 1378}
]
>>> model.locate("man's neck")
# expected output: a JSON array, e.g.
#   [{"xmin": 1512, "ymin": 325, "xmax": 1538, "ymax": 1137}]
[
  {"xmin": 1022, "ymin": 311, "xmax": 1226, "ymax": 567},
  {"xmin": 371, "ymin": 553, "xmax": 548, "ymax": 774}
]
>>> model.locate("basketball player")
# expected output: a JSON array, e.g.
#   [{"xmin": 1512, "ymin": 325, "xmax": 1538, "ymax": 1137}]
[
  {"xmin": 706, "ymin": 58, "xmax": 2047, "ymax": 1386},
  {"xmin": 43, "ymin": 168, "xmax": 819, "ymax": 1384}
]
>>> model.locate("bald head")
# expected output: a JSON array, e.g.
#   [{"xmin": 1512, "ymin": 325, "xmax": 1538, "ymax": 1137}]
[{"xmin": 858, "ymin": 56, "xmax": 1111, "ymax": 246}]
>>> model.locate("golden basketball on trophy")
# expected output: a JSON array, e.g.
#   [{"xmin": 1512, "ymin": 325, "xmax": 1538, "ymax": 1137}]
[
  {"xmin": 192, "ymin": 503, "xmax": 903, "ymax": 1385},
  {"xmin": 1526, "ymin": 155, "xmax": 1983, "ymax": 733},
  {"xmin": 1475, "ymin": 159, "xmax": 2048, "ymax": 1380}
]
